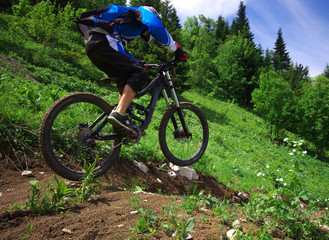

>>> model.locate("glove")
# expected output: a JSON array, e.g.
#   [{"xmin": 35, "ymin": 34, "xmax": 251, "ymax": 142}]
[
  {"xmin": 175, "ymin": 48, "xmax": 188, "ymax": 62},
  {"xmin": 138, "ymin": 60, "xmax": 147, "ymax": 68}
]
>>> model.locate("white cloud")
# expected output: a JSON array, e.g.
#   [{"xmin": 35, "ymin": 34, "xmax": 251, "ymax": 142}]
[
  {"xmin": 246, "ymin": 0, "xmax": 329, "ymax": 76},
  {"xmin": 171, "ymin": 0, "xmax": 242, "ymax": 23},
  {"xmin": 170, "ymin": 0, "xmax": 329, "ymax": 76}
]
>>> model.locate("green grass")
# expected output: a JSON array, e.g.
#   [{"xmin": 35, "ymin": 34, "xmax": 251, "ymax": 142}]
[
  {"xmin": 1, "ymin": 12, "xmax": 328, "ymax": 203},
  {"xmin": 181, "ymin": 90, "xmax": 329, "ymax": 200}
]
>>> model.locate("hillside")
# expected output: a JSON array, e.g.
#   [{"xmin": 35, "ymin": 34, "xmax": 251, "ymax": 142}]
[{"xmin": 0, "ymin": 9, "xmax": 329, "ymax": 239}]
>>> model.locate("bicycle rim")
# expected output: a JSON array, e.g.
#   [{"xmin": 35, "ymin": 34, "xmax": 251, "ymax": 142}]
[
  {"xmin": 159, "ymin": 102, "xmax": 209, "ymax": 166},
  {"xmin": 40, "ymin": 93, "xmax": 121, "ymax": 180}
]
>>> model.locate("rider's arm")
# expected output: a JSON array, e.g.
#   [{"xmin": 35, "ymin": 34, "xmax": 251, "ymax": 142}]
[{"xmin": 139, "ymin": 7, "xmax": 179, "ymax": 52}]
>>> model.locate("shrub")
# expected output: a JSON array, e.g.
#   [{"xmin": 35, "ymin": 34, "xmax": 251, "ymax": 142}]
[
  {"xmin": 298, "ymin": 75, "xmax": 329, "ymax": 155},
  {"xmin": 252, "ymin": 70, "xmax": 296, "ymax": 138}
]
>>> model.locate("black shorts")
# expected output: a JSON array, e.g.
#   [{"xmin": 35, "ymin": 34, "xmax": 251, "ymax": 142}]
[{"xmin": 85, "ymin": 32, "xmax": 149, "ymax": 93}]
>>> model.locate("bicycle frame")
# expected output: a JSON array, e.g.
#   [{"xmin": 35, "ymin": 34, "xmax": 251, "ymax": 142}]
[{"xmin": 88, "ymin": 59, "xmax": 190, "ymax": 141}]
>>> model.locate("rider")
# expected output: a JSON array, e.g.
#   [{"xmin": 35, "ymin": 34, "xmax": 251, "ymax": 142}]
[{"xmin": 75, "ymin": 5, "xmax": 188, "ymax": 133}]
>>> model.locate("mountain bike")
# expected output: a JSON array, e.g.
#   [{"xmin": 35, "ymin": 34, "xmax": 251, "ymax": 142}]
[{"xmin": 39, "ymin": 59, "xmax": 209, "ymax": 181}]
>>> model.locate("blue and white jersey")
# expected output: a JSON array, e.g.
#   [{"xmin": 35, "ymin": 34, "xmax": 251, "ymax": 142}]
[{"xmin": 94, "ymin": 5, "xmax": 179, "ymax": 59}]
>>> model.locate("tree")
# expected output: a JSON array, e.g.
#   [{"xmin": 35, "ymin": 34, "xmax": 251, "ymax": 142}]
[
  {"xmin": 298, "ymin": 75, "xmax": 329, "ymax": 155},
  {"xmin": 252, "ymin": 70, "xmax": 296, "ymax": 138},
  {"xmin": 12, "ymin": 0, "xmax": 78, "ymax": 48},
  {"xmin": 280, "ymin": 63, "xmax": 310, "ymax": 96},
  {"xmin": 263, "ymin": 49, "xmax": 275, "ymax": 71},
  {"xmin": 323, "ymin": 64, "xmax": 329, "ymax": 78},
  {"xmin": 230, "ymin": 1, "xmax": 254, "ymax": 41},
  {"xmin": 273, "ymin": 28, "xmax": 291, "ymax": 71},
  {"xmin": 182, "ymin": 15, "xmax": 219, "ymax": 91},
  {"xmin": 215, "ymin": 16, "xmax": 229, "ymax": 43},
  {"xmin": 214, "ymin": 34, "xmax": 262, "ymax": 105}
]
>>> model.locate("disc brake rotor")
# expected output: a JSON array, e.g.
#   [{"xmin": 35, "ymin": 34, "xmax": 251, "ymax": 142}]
[{"xmin": 77, "ymin": 127, "xmax": 93, "ymax": 144}]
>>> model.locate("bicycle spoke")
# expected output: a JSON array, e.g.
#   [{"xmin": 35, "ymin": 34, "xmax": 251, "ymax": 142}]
[
  {"xmin": 40, "ymin": 93, "xmax": 121, "ymax": 180},
  {"xmin": 159, "ymin": 103, "xmax": 209, "ymax": 165}
]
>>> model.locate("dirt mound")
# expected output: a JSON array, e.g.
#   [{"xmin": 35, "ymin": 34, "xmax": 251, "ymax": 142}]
[
  {"xmin": 0, "ymin": 153, "xmax": 247, "ymax": 239},
  {"xmin": 106, "ymin": 159, "xmax": 238, "ymax": 200}
]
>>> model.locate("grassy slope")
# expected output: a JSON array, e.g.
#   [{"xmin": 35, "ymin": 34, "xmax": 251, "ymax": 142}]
[{"xmin": 0, "ymin": 13, "xmax": 328, "ymax": 201}]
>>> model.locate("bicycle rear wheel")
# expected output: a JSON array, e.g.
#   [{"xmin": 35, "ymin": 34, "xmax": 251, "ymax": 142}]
[
  {"xmin": 159, "ymin": 102, "xmax": 209, "ymax": 166},
  {"xmin": 39, "ymin": 92, "xmax": 121, "ymax": 181}
]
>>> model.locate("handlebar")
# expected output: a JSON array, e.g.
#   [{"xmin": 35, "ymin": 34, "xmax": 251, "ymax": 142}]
[{"xmin": 145, "ymin": 58, "xmax": 177, "ymax": 72}]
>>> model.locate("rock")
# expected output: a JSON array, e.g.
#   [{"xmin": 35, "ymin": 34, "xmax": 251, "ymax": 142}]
[
  {"xmin": 169, "ymin": 163, "xmax": 180, "ymax": 171},
  {"xmin": 21, "ymin": 170, "xmax": 33, "ymax": 176},
  {"xmin": 168, "ymin": 164, "xmax": 199, "ymax": 180},
  {"xmin": 172, "ymin": 232, "xmax": 193, "ymax": 239},
  {"xmin": 168, "ymin": 171, "xmax": 177, "ymax": 178},
  {"xmin": 177, "ymin": 167, "xmax": 199, "ymax": 181},
  {"xmin": 232, "ymin": 220, "xmax": 242, "ymax": 230},
  {"xmin": 133, "ymin": 160, "xmax": 149, "ymax": 173},
  {"xmin": 238, "ymin": 192, "xmax": 249, "ymax": 202},
  {"xmin": 226, "ymin": 229, "xmax": 242, "ymax": 240},
  {"xmin": 62, "ymin": 228, "xmax": 72, "ymax": 234},
  {"xmin": 0, "ymin": 192, "xmax": 2, "ymax": 197}
]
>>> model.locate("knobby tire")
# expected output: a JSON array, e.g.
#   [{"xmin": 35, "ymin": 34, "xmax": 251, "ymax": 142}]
[
  {"xmin": 39, "ymin": 92, "xmax": 121, "ymax": 181},
  {"xmin": 158, "ymin": 102, "xmax": 209, "ymax": 166}
]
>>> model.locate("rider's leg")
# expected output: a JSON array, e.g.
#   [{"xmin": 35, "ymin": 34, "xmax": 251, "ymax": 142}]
[
  {"xmin": 107, "ymin": 84, "xmax": 136, "ymax": 131},
  {"xmin": 115, "ymin": 85, "xmax": 136, "ymax": 114}
]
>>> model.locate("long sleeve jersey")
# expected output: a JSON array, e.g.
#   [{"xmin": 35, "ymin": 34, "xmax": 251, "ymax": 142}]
[{"xmin": 76, "ymin": 5, "xmax": 179, "ymax": 60}]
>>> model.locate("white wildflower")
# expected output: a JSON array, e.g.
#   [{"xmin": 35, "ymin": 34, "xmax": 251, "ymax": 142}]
[
  {"xmin": 266, "ymin": 165, "xmax": 269, "ymax": 168},
  {"xmin": 293, "ymin": 149, "xmax": 296, "ymax": 152},
  {"xmin": 284, "ymin": 183, "xmax": 287, "ymax": 186},
  {"xmin": 276, "ymin": 178, "xmax": 283, "ymax": 182},
  {"xmin": 284, "ymin": 138, "xmax": 289, "ymax": 142},
  {"xmin": 257, "ymin": 172, "xmax": 262, "ymax": 177},
  {"xmin": 289, "ymin": 152, "xmax": 294, "ymax": 156},
  {"xmin": 302, "ymin": 151, "xmax": 307, "ymax": 155},
  {"xmin": 263, "ymin": 173, "xmax": 265, "ymax": 176}
]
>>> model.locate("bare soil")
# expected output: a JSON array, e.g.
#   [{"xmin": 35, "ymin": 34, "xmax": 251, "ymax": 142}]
[{"xmin": 0, "ymin": 145, "xmax": 254, "ymax": 240}]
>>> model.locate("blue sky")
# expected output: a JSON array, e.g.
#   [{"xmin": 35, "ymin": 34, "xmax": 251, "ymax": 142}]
[{"xmin": 171, "ymin": 0, "xmax": 329, "ymax": 77}]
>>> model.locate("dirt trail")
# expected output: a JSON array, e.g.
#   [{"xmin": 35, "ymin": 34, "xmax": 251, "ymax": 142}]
[{"xmin": 0, "ymin": 154, "xmax": 247, "ymax": 240}]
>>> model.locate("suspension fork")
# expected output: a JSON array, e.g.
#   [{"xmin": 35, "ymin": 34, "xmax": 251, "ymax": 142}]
[{"xmin": 162, "ymin": 71, "xmax": 191, "ymax": 138}]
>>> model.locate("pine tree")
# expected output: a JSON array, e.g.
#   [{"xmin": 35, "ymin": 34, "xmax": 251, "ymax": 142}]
[
  {"xmin": 273, "ymin": 28, "xmax": 291, "ymax": 71},
  {"xmin": 230, "ymin": 1, "xmax": 254, "ymax": 40},
  {"xmin": 215, "ymin": 16, "xmax": 229, "ymax": 43},
  {"xmin": 264, "ymin": 49, "xmax": 274, "ymax": 70},
  {"xmin": 280, "ymin": 63, "xmax": 310, "ymax": 97}
]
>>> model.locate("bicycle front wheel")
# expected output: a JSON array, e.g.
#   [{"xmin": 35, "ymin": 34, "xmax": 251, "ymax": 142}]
[
  {"xmin": 39, "ymin": 92, "xmax": 122, "ymax": 181},
  {"xmin": 159, "ymin": 102, "xmax": 209, "ymax": 166}
]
